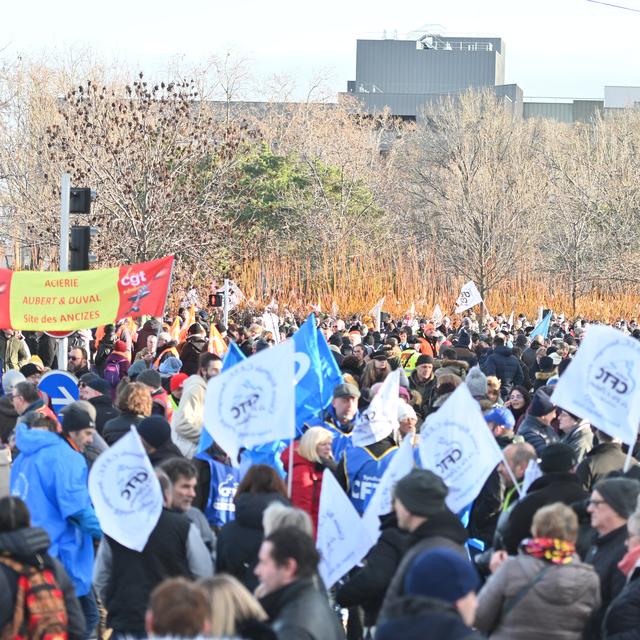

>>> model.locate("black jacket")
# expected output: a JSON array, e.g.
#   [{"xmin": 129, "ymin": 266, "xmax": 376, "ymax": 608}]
[
  {"xmin": 336, "ymin": 513, "xmax": 410, "ymax": 625},
  {"xmin": 148, "ymin": 440, "xmax": 184, "ymax": 466},
  {"xmin": 88, "ymin": 394, "xmax": 119, "ymax": 436},
  {"xmin": 576, "ymin": 442, "xmax": 637, "ymax": 492},
  {"xmin": 260, "ymin": 578, "xmax": 345, "ymax": 640},
  {"xmin": 179, "ymin": 336, "xmax": 209, "ymax": 376},
  {"xmin": 468, "ymin": 468, "xmax": 503, "ymax": 547},
  {"xmin": 36, "ymin": 333, "xmax": 57, "ymax": 369},
  {"xmin": 375, "ymin": 595, "xmax": 484, "ymax": 640},
  {"xmin": 216, "ymin": 491, "xmax": 289, "ymax": 592},
  {"xmin": 0, "ymin": 527, "xmax": 85, "ymax": 640},
  {"xmin": 603, "ymin": 565, "xmax": 640, "ymax": 639},
  {"xmin": 502, "ymin": 472, "xmax": 588, "ymax": 554},
  {"xmin": 408, "ymin": 371, "xmax": 437, "ymax": 417},
  {"xmin": 585, "ymin": 525, "xmax": 628, "ymax": 640},
  {"xmin": 102, "ymin": 411, "xmax": 143, "ymax": 446},
  {"xmin": 517, "ymin": 414, "xmax": 558, "ymax": 455},
  {"xmin": 480, "ymin": 346, "xmax": 524, "ymax": 399}
]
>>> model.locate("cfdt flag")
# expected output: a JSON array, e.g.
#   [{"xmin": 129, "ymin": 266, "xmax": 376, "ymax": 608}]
[
  {"xmin": 203, "ymin": 339, "xmax": 295, "ymax": 465},
  {"xmin": 88, "ymin": 427, "xmax": 163, "ymax": 552},
  {"xmin": 551, "ymin": 325, "xmax": 640, "ymax": 445},
  {"xmin": 419, "ymin": 384, "xmax": 502, "ymax": 513}
]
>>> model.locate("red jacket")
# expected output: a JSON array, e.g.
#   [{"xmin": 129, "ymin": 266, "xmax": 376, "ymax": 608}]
[{"xmin": 281, "ymin": 444, "xmax": 324, "ymax": 536}]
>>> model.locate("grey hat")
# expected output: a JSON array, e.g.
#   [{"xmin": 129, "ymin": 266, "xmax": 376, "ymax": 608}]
[
  {"xmin": 2, "ymin": 370, "xmax": 26, "ymax": 395},
  {"xmin": 466, "ymin": 366, "xmax": 487, "ymax": 398},
  {"xmin": 333, "ymin": 383, "xmax": 361, "ymax": 400},
  {"xmin": 137, "ymin": 369, "xmax": 162, "ymax": 390},
  {"xmin": 595, "ymin": 478, "xmax": 640, "ymax": 519},
  {"xmin": 394, "ymin": 469, "xmax": 448, "ymax": 517}
]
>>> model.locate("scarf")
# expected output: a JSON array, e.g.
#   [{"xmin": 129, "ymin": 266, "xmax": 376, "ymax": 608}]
[
  {"xmin": 618, "ymin": 544, "xmax": 640, "ymax": 578},
  {"xmin": 521, "ymin": 537, "xmax": 575, "ymax": 564}
]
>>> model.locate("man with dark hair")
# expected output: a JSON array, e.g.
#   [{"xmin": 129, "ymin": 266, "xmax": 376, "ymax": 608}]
[
  {"xmin": 171, "ymin": 352, "xmax": 222, "ymax": 458},
  {"xmin": 67, "ymin": 346, "xmax": 91, "ymax": 378},
  {"xmin": 78, "ymin": 374, "xmax": 119, "ymax": 436},
  {"xmin": 479, "ymin": 336, "xmax": 523, "ymax": 399},
  {"xmin": 179, "ymin": 323, "xmax": 209, "ymax": 376},
  {"xmin": 256, "ymin": 526, "xmax": 345, "ymax": 640}
]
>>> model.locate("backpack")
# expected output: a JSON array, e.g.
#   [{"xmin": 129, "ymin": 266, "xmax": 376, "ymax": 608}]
[
  {"xmin": 0, "ymin": 556, "xmax": 68, "ymax": 640},
  {"xmin": 103, "ymin": 359, "xmax": 121, "ymax": 388}
]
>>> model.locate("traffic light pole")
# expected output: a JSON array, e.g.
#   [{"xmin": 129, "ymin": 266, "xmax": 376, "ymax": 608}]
[
  {"xmin": 223, "ymin": 278, "xmax": 230, "ymax": 328},
  {"xmin": 57, "ymin": 173, "xmax": 70, "ymax": 371}
]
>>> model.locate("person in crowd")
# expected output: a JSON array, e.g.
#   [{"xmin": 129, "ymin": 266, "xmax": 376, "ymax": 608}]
[
  {"xmin": 10, "ymin": 413, "xmax": 102, "ymax": 638},
  {"xmin": 137, "ymin": 368, "xmax": 171, "ymax": 419},
  {"xmin": 0, "ymin": 496, "xmax": 86, "ymax": 639},
  {"xmin": 78, "ymin": 373, "xmax": 119, "ymax": 436},
  {"xmin": 315, "ymin": 383, "xmax": 360, "ymax": 461},
  {"xmin": 134, "ymin": 334, "xmax": 158, "ymax": 367},
  {"xmin": 576, "ymin": 430, "xmax": 637, "ymax": 492},
  {"xmin": 484, "ymin": 406, "xmax": 517, "ymax": 448},
  {"xmin": 501, "ymin": 443, "xmax": 587, "ymax": 555},
  {"xmin": 145, "ymin": 577, "xmax": 210, "ymax": 638},
  {"xmin": 12, "ymin": 380, "xmax": 59, "ymax": 427},
  {"xmin": 517, "ymin": 388, "xmax": 558, "ymax": 455},
  {"xmin": 200, "ymin": 573, "xmax": 275, "ymax": 640},
  {"xmin": 557, "ymin": 408, "xmax": 593, "ymax": 464},
  {"xmin": 216, "ymin": 464, "xmax": 289, "ymax": 591},
  {"xmin": 93, "ymin": 468, "xmax": 212, "ymax": 639},
  {"xmin": 19, "ymin": 362, "xmax": 43, "ymax": 385},
  {"xmin": 262, "ymin": 502, "xmax": 314, "ymax": 538},
  {"xmin": 179, "ymin": 323, "xmax": 209, "ymax": 376},
  {"xmin": 168, "ymin": 372, "xmax": 188, "ymax": 412},
  {"xmin": 480, "ymin": 336, "xmax": 523, "ymax": 400},
  {"xmin": 435, "ymin": 347, "xmax": 469, "ymax": 380},
  {"xmin": 256, "ymin": 526, "xmax": 345, "ymax": 640},
  {"xmin": 475, "ymin": 502, "xmax": 600, "ymax": 639},
  {"xmin": 281, "ymin": 426, "xmax": 335, "ymax": 536},
  {"xmin": 0, "ymin": 330, "xmax": 30, "ymax": 373},
  {"xmin": 379, "ymin": 469, "xmax": 468, "ymax": 620},
  {"xmin": 67, "ymin": 346, "xmax": 91, "ymax": 378},
  {"xmin": 601, "ymin": 498, "xmax": 640, "ymax": 638},
  {"xmin": 465, "ymin": 366, "xmax": 488, "ymax": 402},
  {"xmin": 160, "ymin": 457, "xmax": 216, "ymax": 564},
  {"xmin": 102, "ymin": 340, "xmax": 131, "ymax": 396},
  {"xmin": 429, "ymin": 372, "xmax": 462, "ymax": 414},
  {"xmin": 138, "ymin": 414, "xmax": 183, "ymax": 466},
  {"xmin": 376, "ymin": 547, "xmax": 483, "ymax": 640},
  {"xmin": 133, "ymin": 318, "xmax": 161, "ymax": 359},
  {"xmin": 585, "ymin": 477, "xmax": 640, "ymax": 639},
  {"xmin": 154, "ymin": 332, "xmax": 181, "ymax": 369},
  {"xmin": 171, "ymin": 352, "xmax": 222, "ymax": 458},
  {"xmin": 408, "ymin": 354, "xmax": 437, "ymax": 417},
  {"xmin": 0, "ymin": 374, "xmax": 20, "ymax": 445},
  {"xmin": 94, "ymin": 324, "xmax": 117, "ymax": 376},
  {"xmin": 102, "ymin": 382, "xmax": 152, "ymax": 446},
  {"xmin": 59, "ymin": 401, "xmax": 106, "ymax": 468},
  {"xmin": 486, "ymin": 376, "xmax": 502, "ymax": 406},
  {"xmin": 503, "ymin": 386, "xmax": 531, "ymax": 432}
]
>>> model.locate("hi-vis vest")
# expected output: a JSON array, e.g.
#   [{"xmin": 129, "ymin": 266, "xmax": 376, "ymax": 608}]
[
  {"xmin": 400, "ymin": 348, "xmax": 420, "ymax": 374},
  {"xmin": 194, "ymin": 453, "xmax": 242, "ymax": 528},
  {"xmin": 344, "ymin": 445, "xmax": 398, "ymax": 514},
  {"xmin": 153, "ymin": 346, "xmax": 180, "ymax": 369}
]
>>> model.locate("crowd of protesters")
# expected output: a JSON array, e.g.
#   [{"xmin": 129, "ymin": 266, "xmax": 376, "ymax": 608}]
[{"xmin": 1, "ymin": 306, "xmax": 640, "ymax": 639}]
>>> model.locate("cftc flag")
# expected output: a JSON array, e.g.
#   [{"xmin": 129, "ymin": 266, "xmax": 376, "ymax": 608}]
[
  {"xmin": 551, "ymin": 325, "xmax": 640, "ymax": 445},
  {"xmin": 350, "ymin": 369, "xmax": 400, "ymax": 448},
  {"xmin": 454, "ymin": 281, "xmax": 483, "ymax": 314},
  {"xmin": 419, "ymin": 384, "xmax": 502, "ymax": 513},
  {"xmin": 432, "ymin": 304, "xmax": 444, "ymax": 326},
  {"xmin": 88, "ymin": 427, "xmax": 163, "ymax": 551},
  {"xmin": 203, "ymin": 339, "xmax": 295, "ymax": 465}
]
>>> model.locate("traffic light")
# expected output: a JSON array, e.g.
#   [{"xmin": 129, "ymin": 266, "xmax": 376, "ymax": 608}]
[
  {"xmin": 70, "ymin": 226, "xmax": 97, "ymax": 271},
  {"xmin": 69, "ymin": 188, "xmax": 96, "ymax": 214}
]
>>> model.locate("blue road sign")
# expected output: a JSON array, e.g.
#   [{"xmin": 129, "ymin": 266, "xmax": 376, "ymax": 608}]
[{"xmin": 38, "ymin": 370, "xmax": 79, "ymax": 421}]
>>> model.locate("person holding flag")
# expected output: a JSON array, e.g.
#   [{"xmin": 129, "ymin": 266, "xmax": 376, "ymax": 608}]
[{"xmin": 313, "ymin": 383, "xmax": 361, "ymax": 461}]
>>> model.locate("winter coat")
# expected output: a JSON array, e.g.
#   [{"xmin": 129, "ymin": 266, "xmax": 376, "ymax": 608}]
[
  {"xmin": 87, "ymin": 393, "xmax": 119, "ymax": 436},
  {"xmin": 468, "ymin": 469, "xmax": 504, "ymax": 548},
  {"xmin": 435, "ymin": 358, "xmax": 470, "ymax": 380},
  {"xmin": 585, "ymin": 526, "xmax": 628, "ymax": 640},
  {"xmin": 454, "ymin": 346, "xmax": 479, "ymax": 368},
  {"xmin": 379, "ymin": 508, "xmax": 468, "ymax": 622},
  {"xmin": 94, "ymin": 335, "xmax": 116, "ymax": 376},
  {"xmin": 36, "ymin": 333, "xmax": 57, "ymax": 369},
  {"xmin": 475, "ymin": 552, "xmax": 600, "ymax": 639},
  {"xmin": 179, "ymin": 336, "xmax": 209, "ymax": 376},
  {"xmin": 260, "ymin": 578, "xmax": 345, "ymax": 640},
  {"xmin": 216, "ymin": 491, "xmax": 289, "ymax": 592},
  {"xmin": 103, "ymin": 411, "xmax": 144, "ymax": 446},
  {"xmin": 576, "ymin": 443, "xmax": 637, "ymax": 492},
  {"xmin": 480, "ymin": 346, "xmax": 524, "ymax": 399},
  {"xmin": 0, "ymin": 526, "xmax": 85, "ymax": 639},
  {"xmin": 408, "ymin": 371, "xmax": 437, "ymax": 417},
  {"xmin": 0, "ymin": 395, "xmax": 18, "ymax": 444},
  {"xmin": 133, "ymin": 319, "xmax": 161, "ymax": 358},
  {"xmin": 170, "ymin": 374, "xmax": 206, "ymax": 458},
  {"xmin": 534, "ymin": 370, "xmax": 557, "ymax": 391},
  {"xmin": 375, "ymin": 595, "xmax": 485, "ymax": 640},
  {"xmin": 280, "ymin": 445, "xmax": 333, "ymax": 536},
  {"xmin": 517, "ymin": 414, "xmax": 558, "ymax": 455},
  {"xmin": 10, "ymin": 424, "xmax": 95, "ymax": 596},
  {"xmin": 561, "ymin": 422, "xmax": 594, "ymax": 465},
  {"xmin": 501, "ymin": 472, "xmax": 588, "ymax": 555},
  {"xmin": 336, "ymin": 513, "xmax": 410, "ymax": 626},
  {"xmin": 102, "ymin": 351, "xmax": 130, "ymax": 399},
  {"xmin": 0, "ymin": 334, "xmax": 29, "ymax": 372},
  {"xmin": 603, "ymin": 565, "xmax": 640, "ymax": 639}
]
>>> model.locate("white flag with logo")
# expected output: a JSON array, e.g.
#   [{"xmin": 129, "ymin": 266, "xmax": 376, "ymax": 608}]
[
  {"xmin": 203, "ymin": 340, "xmax": 296, "ymax": 464},
  {"xmin": 317, "ymin": 469, "xmax": 374, "ymax": 588},
  {"xmin": 88, "ymin": 427, "xmax": 163, "ymax": 552},
  {"xmin": 368, "ymin": 297, "xmax": 385, "ymax": 331},
  {"xmin": 262, "ymin": 310, "xmax": 281, "ymax": 343},
  {"xmin": 418, "ymin": 384, "xmax": 502, "ymax": 513},
  {"xmin": 350, "ymin": 369, "xmax": 400, "ymax": 448},
  {"xmin": 551, "ymin": 326, "xmax": 640, "ymax": 445},
  {"xmin": 432, "ymin": 304, "xmax": 444, "ymax": 326},
  {"xmin": 454, "ymin": 281, "xmax": 483, "ymax": 314},
  {"xmin": 362, "ymin": 435, "xmax": 415, "ymax": 540}
]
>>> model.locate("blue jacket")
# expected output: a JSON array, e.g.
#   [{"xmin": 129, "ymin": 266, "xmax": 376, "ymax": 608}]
[
  {"xmin": 480, "ymin": 346, "xmax": 523, "ymax": 399},
  {"xmin": 10, "ymin": 424, "xmax": 95, "ymax": 596},
  {"xmin": 315, "ymin": 405, "xmax": 359, "ymax": 461}
]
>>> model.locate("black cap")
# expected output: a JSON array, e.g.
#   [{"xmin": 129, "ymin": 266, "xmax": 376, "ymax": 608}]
[
  {"xmin": 61, "ymin": 403, "xmax": 95, "ymax": 433},
  {"xmin": 79, "ymin": 373, "xmax": 111, "ymax": 396}
]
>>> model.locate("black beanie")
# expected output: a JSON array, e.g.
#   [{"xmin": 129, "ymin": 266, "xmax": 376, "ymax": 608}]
[
  {"xmin": 539, "ymin": 443, "xmax": 577, "ymax": 473},
  {"xmin": 61, "ymin": 404, "xmax": 95, "ymax": 433},
  {"xmin": 137, "ymin": 416, "xmax": 171, "ymax": 449},
  {"xmin": 595, "ymin": 478, "xmax": 640, "ymax": 519},
  {"xmin": 416, "ymin": 355, "xmax": 434, "ymax": 366},
  {"xmin": 394, "ymin": 469, "xmax": 448, "ymax": 517}
]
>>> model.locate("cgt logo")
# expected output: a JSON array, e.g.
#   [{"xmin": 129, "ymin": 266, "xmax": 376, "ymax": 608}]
[{"xmin": 121, "ymin": 271, "xmax": 148, "ymax": 287}]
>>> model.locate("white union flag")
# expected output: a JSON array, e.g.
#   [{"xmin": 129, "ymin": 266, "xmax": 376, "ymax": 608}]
[{"xmin": 454, "ymin": 281, "xmax": 483, "ymax": 314}]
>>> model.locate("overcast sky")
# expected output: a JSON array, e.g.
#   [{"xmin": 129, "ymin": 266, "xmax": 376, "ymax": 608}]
[{"xmin": 3, "ymin": 0, "xmax": 640, "ymax": 100}]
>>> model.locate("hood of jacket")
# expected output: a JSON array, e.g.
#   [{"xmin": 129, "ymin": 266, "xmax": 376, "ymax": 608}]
[
  {"xmin": 186, "ymin": 335, "xmax": 208, "ymax": 349},
  {"xmin": 494, "ymin": 345, "xmax": 514, "ymax": 358},
  {"xmin": 235, "ymin": 491, "xmax": 289, "ymax": 529},
  {"xmin": 527, "ymin": 471, "xmax": 581, "ymax": 493},
  {"xmin": 14, "ymin": 423, "xmax": 64, "ymax": 455},
  {"xmin": 411, "ymin": 508, "xmax": 468, "ymax": 547},
  {"xmin": 0, "ymin": 526, "xmax": 51, "ymax": 563}
]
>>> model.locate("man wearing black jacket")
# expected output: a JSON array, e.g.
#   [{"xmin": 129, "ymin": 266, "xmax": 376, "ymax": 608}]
[{"xmin": 78, "ymin": 374, "xmax": 119, "ymax": 436}]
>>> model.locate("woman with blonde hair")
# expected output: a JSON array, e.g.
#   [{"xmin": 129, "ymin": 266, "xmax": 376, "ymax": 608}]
[
  {"xmin": 280, "ymin": 427, "xmax": 335, "ymax": 536},
  {"xmin": 486, "ymin": 376, "xmax": 503, "ymax": 406},
  {"xmin": 199, "ymin": 574, "xmax": 275, "ymax": 639}
]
